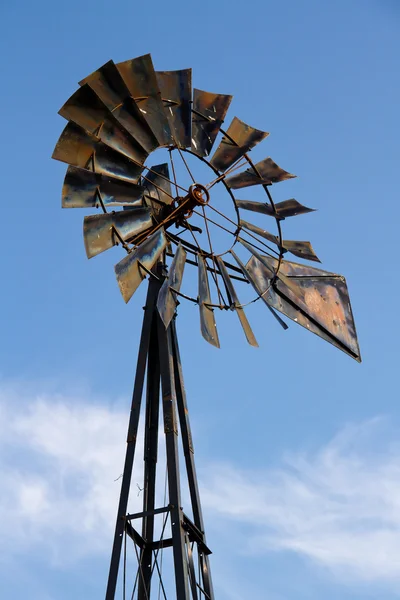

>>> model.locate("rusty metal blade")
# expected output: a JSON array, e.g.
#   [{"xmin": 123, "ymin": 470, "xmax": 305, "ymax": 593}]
[
  {"xmin": 282, "ymin": 240, "xmax": 321, "ymax": 263},
  {"xmin": 230, "ymin": 250, "xmax": 288, "ymax": 330},
  {"xmin": 117, "ymin": 54, "xmax": 173, "ymax": 147},
  {"xmin": 264, "ymin": 257, "xmax": 334, "ymax": 278},
  {"xmin": 157, "ymin": 244, "xmax": 187, "ymax": 328},
  {"xmin": 246, "ymin": 255, "xmax": 361, "ymax": 361},
  {"xmin": 225, "ymin": 157, "xmax": 296, "ymax": 189},
  {"xmin": 240, "ymin": 219, "xmax": 278, "ymax": 246},
  {"xmin": 141, "ymin": 163, "xmax": 173, "ymax": 221},
  {"xmin": 216, "ymin": 256, "xmax": 258, "ymax": 347},
  {"xmin": 52, "ymin": 122, "xmax": 144, "ymax": 183},
  {"xmin": 83, "ymin": 207, "xmax": 152, "ymax": 258},
  {"xmin": 115, "ymin": 229, "xmax": 167, "ymax": 303},
  {"xmin": 240, "ymin": 220, "xmax": 320, "ymax": 262},
  {"xmin": 210, "ymin": 117, "xmax": 269, "ymax": 172},
  {"xmin": 236, "ymin": 198, "xmax": 315, "ymax": 218},
  {"xmin": 237, "ymin": 237, "xmax": 309, "ymax": 309},
  {"xmin": 59, "ymin": 85, "xmax": 148, "ymax": 164},
  {"xmin": 156, "ymin": 69, "xmax": 192, "ymax": 148},
  {"xmin": 191, "ymin": 89, "xmax": 233, "ymax": 157},
  {"xmin": 80, "ymin": 60, "xmax": 159, "ymax": 154},
  {"xmin": 198, "ymin": 254, "xmax": 220, "ymax": 348},
  {"xmin": 62, "ymin": 166, "xmax": 145, "ymax": 208}
]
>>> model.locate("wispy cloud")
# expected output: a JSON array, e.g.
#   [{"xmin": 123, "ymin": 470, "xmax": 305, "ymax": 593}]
[
  {"xmin": 201, "ymin": 418, "xmax": 400, "ymax": 584},
  {"xmin": 1, "ymin": 383, "xmax": 400, "ymax": 588}
]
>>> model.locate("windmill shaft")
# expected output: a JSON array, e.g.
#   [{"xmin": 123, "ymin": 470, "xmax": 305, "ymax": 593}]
[{"xmin": 106, "ymin": 272, "xmax": 214, "ymax": 600}]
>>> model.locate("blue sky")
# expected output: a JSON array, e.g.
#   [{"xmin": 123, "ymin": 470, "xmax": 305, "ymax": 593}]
[{"xmin": 1, "ymin": 0, "xmax": 399, "ymax": 598}]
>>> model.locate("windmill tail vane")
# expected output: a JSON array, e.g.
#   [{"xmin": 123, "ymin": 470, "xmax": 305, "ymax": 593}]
[{"xmin": 53, "ymin": 52, "xmax": 361, "ymax": 600}]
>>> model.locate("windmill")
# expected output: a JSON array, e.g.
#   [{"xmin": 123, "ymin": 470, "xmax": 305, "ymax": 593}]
[{"xmin": 52, "ymin": 53, "xmax": 361, "ymax": 600}]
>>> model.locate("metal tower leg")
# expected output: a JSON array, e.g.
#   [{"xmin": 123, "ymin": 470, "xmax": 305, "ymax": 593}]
[{"xmin": 105, "ymin": 273, "xmax": 214, "ymax": 600}]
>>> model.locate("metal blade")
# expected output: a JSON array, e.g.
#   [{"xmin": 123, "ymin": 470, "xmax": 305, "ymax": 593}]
[
  {"xmin": 198, "ymin": 254, "xmax": 220, "ymax": 348},
  {"xmin": 263, "ymin": 257, "xmax": 334, "ymax": 278},
  {"xmin": 230, "ymin": 250, "xmax": 288, "ymax": 330},
  {"xmin": 246, "ymin": 255, "xmax": 361, "ymax": 361},
  {"xmin": 157, "ymin": 244, "xmax": 187, "ymax": 328},
  {"xmin": 225, "ymin": 157, "xmax": 296, "ymax": 189},
  {"xmin": 115, "ymin": 228, "xmax": 167, "ymax": 303},
  {"xmin": 117, "ymin": 54, "xmax": 173, "ymax": 147},
  {"xmin": 156, "ymin": 69, "xmax": 192, "ymax": 148},
  {"xmin": 236, "ymin": 198, "xmax": 315, "ymax": 218},
  {"xmin": 80, "ymin": 60, "xmax": 159, "ymax": 154},
  {"xmin": 237, "ymin": 237, "xmax": 309, "ymax": 309},
  {"xmin": 52, "ymin": 122, "xmax": 144, "ymax": 183},
  {"xmin": 281, "ymin": 240, "xmax": 320, "ymax": 262},
  {"xmin": 240, "ymin": 219, "xmax": 278, "ymax": 246},
  {"xmin": 191, "ymin": 89, "xmax": 232, "ymax": 157},
  {"xmin": 141, "ymin": 163, "xmax": 173, "ymax": 221},
  {"xmin": 83, "ymin": 207, "xmax": 152, "ymax": 258},
  {"xmin": 210, "ymin": 117, "xmax": 269, "ymax": 172},
  {"xmin": 62, "ymin": 166, "xmax": 145, "ymax": 208},
  {"xmin": 240, "ymin": 220, "xmax": 320, "ymax": 262},
  {"xmin": 59, "ymin": 85, "xmax": 148, "ymax": 165},
  {"xmin": 216, "ymin": 257, "xmax": 258, "ymax": 347}
]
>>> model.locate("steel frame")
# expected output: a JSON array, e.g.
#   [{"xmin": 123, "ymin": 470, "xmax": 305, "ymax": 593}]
[{"xmin": 106, "ymin": 269, "xmax": 214, "ymax": 600}]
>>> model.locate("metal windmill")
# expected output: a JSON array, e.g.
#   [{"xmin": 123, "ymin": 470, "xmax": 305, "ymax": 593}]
[{"xmin": 52, "ymin": 53, "xmax": 361, "ymax": 600}]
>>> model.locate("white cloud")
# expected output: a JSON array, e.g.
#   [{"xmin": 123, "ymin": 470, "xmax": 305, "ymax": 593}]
[
  {"xmin": 2, "ymin": 383, "xmax": 400, "ymax": 588},
  {"xmin": 201, "ymin": 419, "xmax": 400, "ymax": 584}
]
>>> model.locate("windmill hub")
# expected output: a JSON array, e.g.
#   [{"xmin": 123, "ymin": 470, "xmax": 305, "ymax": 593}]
[{"xmin": 173, "ymin": 182, "xmax": 210, "ymax": 225}]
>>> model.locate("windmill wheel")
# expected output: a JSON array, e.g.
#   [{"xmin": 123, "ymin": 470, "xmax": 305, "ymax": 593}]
[{"xmin": 53, "ymin": 53, "xmax": 361, "ymax": 361}]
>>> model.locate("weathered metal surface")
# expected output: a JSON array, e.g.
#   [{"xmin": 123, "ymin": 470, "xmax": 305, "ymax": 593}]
[
  {"xmin": 156, "ymin": 69, "xmax": 192, "ymax": 148},
  {"xmin": 197, "ymin": 254, "xmax": 220, "ymax": 348},
  {"xmin": 83, "ymin": 207, "xmax": 152, "ymax": 258},
  {"xmin": 114, "ymin": 228, "xmax": 167, "ymax": 303},
  {"xmin": 210, "ymin": 117, "xmax": 269, "ymax": 172},
  {"xmin": 141, "ymin": 163, "xmax": 173, "ymax": 222},
  {"xmin": 265, "ymin": 257, "xmax": 334, "ymax": 278},
  {"xmin": 117, "ymin": 54, "xmax": 173, "ymax": 147},
  {"xmin": 225, "ymin": 157, "xmax": 296, "ymax": 189},
  {"xmin": 62, "ymin": 166, "xmax": 145, "ymax": 208},
  {"xmin": 216, "ymin": 256, "xmax": 258, "ymax": 347},
  {"xmin": 230, "ymin": 249, "xmax": 288, "ymax": 330},
  {"xmin": 236, "ymin": 198, "xmax": 315, "ymax": 218},
  {"xmin": 157, "ymin": 244, "xmax": 187, "ymax": 328},
  {"xmin": 59, "ymin": 85, "xmax": 148, "ymax": 165},
  {"xmin": 52, "ymin": 122, "xmax": 144, "ymax": 183},
  {"xmin": 80, "ymin": 60, "xmax": 159, "ymax": 155},
  {"xmin": 240, "ymin": 219, "xmax": 320, "ymax": 262},
  {"xmin": 246, "ymin": 255, "xmax": 361, "ymax": 361},
  {"xmin": 191, "ymin": 89, "xmax": 232, "ymax": 157}
]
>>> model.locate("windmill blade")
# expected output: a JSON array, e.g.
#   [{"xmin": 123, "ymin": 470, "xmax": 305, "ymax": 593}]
[
  {"xmin": 210, "ymin": 117, "xmax": 269, "ymax": 172},
  {"xmin": 157, "ymin": 243, "xmax": 187, "ymax": 328},
  {"xmin": 117, "ymin": 54, "xmax": 173, "ymax": 147},
  {"xmin": 198, "ymin": 255, "xmax": 220, "ymax": 348},
  {"xmin": 191, "ymin": 89, "xmax": 232, "ymax": 157},
  {"xmin": 265, "ymin": 257, "xmax": 334, "ymax": 278},
  {"xmin": 216, "ymin": 256, "xmax": 258, "ymax": 347},
  {"xmin": 83, "ymin": 207, "xmax": 152, "ymax": 258},
  {"xmin": 115, "ymin": 229, "xmax": 167, "ymax": 303},
  {"xmin": 156, "ymin": 69, "xmax": 192, "ymax": 148},
  {"xmin": 80, "ymin": 60, "xmax": 159, "ymax": 155},
  {"xmin": 52, "ymin": 122, "xmax": 143, "ymax": 184},
  {"xmin": 246, "ymin": 255, "xmax": 361, "ymax": 362},
  {"xmin": 240, "ymin": 220, "xmax": 320, "ymax": 262},
  {"xmin": 225, "ymin": 157, "xmax": 296, "ymax": 189},
  {"xmin": 230, "ymin": 250, "xmax": 288, "ymax": 330},
  {"xmin": 236, "ymin": 198, "xmax": 315, "ymax": 219},
  {"xmin": 237, "ymin": 237, "xmax": 310, "ymax": 312},
  {"xmin": 141, "ymin": 163, "xmax": 174, "ymax": 221},
  {"xmin": 282, "ymin": 240, "xmax": 320, "ymax": 262},
  {"xmin": 240, "ymin": 219, "xmax": 278, "ymax": 246},
  {"xmin": 62, "ymin": 166, "xmax": 145, "ymax": 208},
  {"xmin": 59, "ymin": 85, "xmax": 148, "ymax": 165}
]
